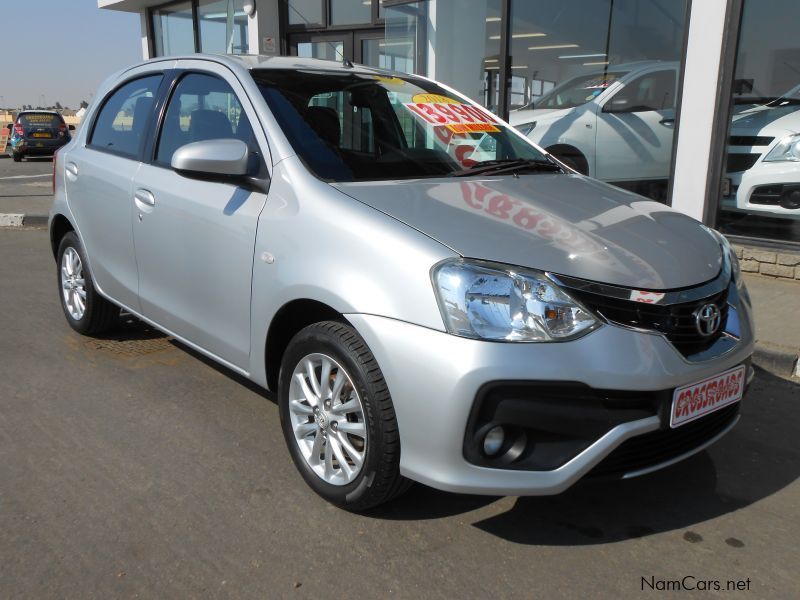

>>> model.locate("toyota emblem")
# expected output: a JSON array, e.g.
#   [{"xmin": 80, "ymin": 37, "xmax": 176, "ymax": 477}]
[{"xmin": 694, "ymin": 303, "xmax": 721, "ymax": 337}]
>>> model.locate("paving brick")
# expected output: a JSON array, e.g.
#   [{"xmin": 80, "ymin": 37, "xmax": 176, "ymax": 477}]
[
  {"xmin": 740, "ymin": 259, "xmax": 760, "ymax": 273},
  {"xmin": 760, "ymin": 263, "xmax": 795, "ymax": 278},
  {"xmin": 777, "ymin": 252, "xmax": 800, "ymax": 267},
  {"xmin": 742, "ymin": 247, "xmax": 777, "ymax": 263},
  {"xmin": 732, "ymin": 244, "xmax": 744, "ymax": 259}
]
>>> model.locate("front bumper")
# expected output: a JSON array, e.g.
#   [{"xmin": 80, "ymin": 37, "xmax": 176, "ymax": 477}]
[
  {"xmin": 723, "ymin": 161, "xmax": 800, "ymax": 219},
  {"xmin": 347, "ymin": 308, "xmax": 754, "ymax": 496}
]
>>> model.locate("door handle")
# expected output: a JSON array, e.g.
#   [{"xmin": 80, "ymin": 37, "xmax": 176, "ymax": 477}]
[
  {"xmin": 659, "ymin": 117, "xmax": 675, "ymax": 125},
  {"xmin": 65, "ymin": 162, "xmax": 78, "ymax": 179},
  {"xmin": 134, "ymin": 189, "xmax": 156, "ymax": 207}
]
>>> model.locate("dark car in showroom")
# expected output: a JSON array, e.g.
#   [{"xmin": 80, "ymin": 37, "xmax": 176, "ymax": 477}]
[{"xmin": 6, "ymin": 110, "xmax": 74, "ymax": 161}]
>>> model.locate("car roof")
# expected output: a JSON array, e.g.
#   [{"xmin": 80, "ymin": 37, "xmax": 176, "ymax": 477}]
[
  {"xmin": 17, "ymin": 110, "xmax": 62, "ymax": 115},
  {"xmin": 122, "ymin": 53, "xmax": 416, "ymax": 80}
]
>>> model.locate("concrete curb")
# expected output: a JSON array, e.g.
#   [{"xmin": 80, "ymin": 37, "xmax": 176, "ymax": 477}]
[
  {"xmin": 0, "ymin": 213, "xmax": 47, "ymax": 227},
  {"xmin": 752, "ymin": 341, "xmax": 800, "ymax": 380}
]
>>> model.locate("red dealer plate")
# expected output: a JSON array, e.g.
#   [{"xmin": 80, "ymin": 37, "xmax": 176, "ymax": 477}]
[{"xmin": 670, "ymin": 365, "xmax": 746, "ymax": 428}]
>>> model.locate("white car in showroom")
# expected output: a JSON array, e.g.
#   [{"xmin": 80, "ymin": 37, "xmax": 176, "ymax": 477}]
[
  {"xmin": 509, "ymin": 61, "xmax": 678, "ymax": 190},
  {"xmin": 722, "ymin": 88, "xmax": 800, "ymax": 219}
]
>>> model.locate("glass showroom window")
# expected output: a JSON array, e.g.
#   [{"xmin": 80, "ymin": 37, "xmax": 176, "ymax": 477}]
[
  {"xmin": 384, "ymin": 1, "xmax": 427, "ymax": 75},
  {"xmin": 152, "ymin": 1, "xmax": 195, "ymax": 56},
  {"xmin": 287, "ymin": 0, "xmax": 324, "ymax": 26},
  {"xmin": 507, "ymin": 0, "xmax": 688, "ymax": 203},
  {"xmin": 386, "ymin": 1, "xmax": 502, "ymax": 113},
  {"xmin": 198, "ymin": 0, "xmax": 249, "ymax": 54},
  {"xmin": 717, "ymin": 0, "xmax": 800, "ymax": 246}
]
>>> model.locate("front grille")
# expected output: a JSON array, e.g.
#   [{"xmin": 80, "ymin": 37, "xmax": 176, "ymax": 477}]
[
  {"xmin": 568, "ymin": 286, "xmax": 729, "ymax": 358},
  {"xmin": 587, "ymin": 403, "xmax": 739, "ymax": 478},
  {"xmin": 726, "ymin": 153, "xmax": 761, "ymax": 173},
  {"xmin": 729, "ymin": 135, "xmax": 774, "ymax": 146}
]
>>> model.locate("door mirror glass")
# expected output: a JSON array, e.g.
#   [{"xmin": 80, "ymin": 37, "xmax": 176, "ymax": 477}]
[
  {"xmin": 605, "ymin": 98, "xmax": 632, "ymax": 113},
  {"xmin": 171, "ymin": 138, "xmax": 250, "ymax": 177}
]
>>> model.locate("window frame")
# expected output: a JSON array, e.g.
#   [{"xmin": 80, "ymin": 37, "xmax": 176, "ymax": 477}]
[
  {"xmin": 703, "ymin": 0, "xmax": 800, "ymax": 250},
  {"xmin": 86, "ymin": 72, "xmax": 167, "ymax": 161},
  {"xmin": 285, "ymin": 0, "xmax": 387, "ymax": 32},
  {"xmin": 148, "ymin": 68, "xmax": 266, "ymax": 178},
  {"xmin": 148, "ymin": 0, "xmax": 251, "ymax": 56}
]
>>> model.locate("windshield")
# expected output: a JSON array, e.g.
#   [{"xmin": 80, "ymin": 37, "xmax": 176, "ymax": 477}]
[
  {"xmin": 531, "ymin": 71, "xmax": 627, "ymax": 110},
  {"xmin": 18, "ymin": 112, "xmax": 63, "ymax": 128},
  {"xmin": 252, "ymin": 69, "xmax": 552, "ymax": 181}
]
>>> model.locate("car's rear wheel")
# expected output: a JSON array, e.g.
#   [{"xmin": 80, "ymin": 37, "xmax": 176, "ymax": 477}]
[
  {"xmin": 12, "ymin": 152, "xmax": 22, "ymax": 162},
  {"xmin": 56, "ymin": 232, "xmax": 118, "ymax": 335},
  {"xmin": 278, "ymin": 321, "xmax": 410, "ymax": 511}
]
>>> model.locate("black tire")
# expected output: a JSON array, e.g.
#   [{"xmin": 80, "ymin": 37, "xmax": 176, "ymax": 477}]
[
  {"xmin": 56, "ymin": 231, "xmax": 118, "ymax": 335},
  {"xmin": 278, "ymin": 321, "xmax": 410, "ymax": 511},
  {"xmin": 12, "ymin": 152, "xmax": 22, "ymax": 162}
]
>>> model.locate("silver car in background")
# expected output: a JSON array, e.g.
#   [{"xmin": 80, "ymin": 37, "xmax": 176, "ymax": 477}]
[{"xmin": 50, "ymin": 55, "xmax": 754, "ymax": 510}]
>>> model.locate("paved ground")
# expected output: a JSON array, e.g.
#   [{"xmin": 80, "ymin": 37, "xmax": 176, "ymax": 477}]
[
  {"xmin": 0, "ymin": 228, "xmax": 798, "ymax": 598},
  {"xmin": 0, "ymin": 153, "xmax": 54, "ymax": 215},
  {"xmin": 745, "ymin": 274, "xmax": 800, "ymax": 357}
]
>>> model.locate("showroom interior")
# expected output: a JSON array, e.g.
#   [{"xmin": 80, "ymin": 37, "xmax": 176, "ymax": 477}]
[{"xmin": 99, "ymin": 0, "xmax": 800, "ymax": 261}]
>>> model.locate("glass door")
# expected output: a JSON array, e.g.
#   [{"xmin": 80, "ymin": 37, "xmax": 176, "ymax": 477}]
[
  {"xmin": 355, "ymin": 31, "xmax": 386, "ymax": 69},
  {"xmin": 289, "ymin": 31, "xmax": 384, "ymax": 67},
  {"xmin": 289, "ymin": 33, "xmax": 351, "ymax": 62}
]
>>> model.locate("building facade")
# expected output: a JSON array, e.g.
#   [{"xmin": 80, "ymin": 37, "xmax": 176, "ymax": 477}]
[{"xmin": 99, "ymin": 0, "xmax": 800, "ymax": 263}]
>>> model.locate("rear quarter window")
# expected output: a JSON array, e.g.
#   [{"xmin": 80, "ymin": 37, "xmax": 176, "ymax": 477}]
[{"xmin": 89, "ymin": 74, "xmax": 163, "ymax": 158}]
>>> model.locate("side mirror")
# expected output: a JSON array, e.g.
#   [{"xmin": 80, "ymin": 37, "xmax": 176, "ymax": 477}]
[
  {"xmin": 68, "ymin": 124, "xmax": 76, "ymax": 131},
  {"xmin": 172, "ymin": 138, "xmax": 250, "ymax": 177},
  {"xmin": 604, "ymin": 98, "xmax": 630, "ymax": 113}
]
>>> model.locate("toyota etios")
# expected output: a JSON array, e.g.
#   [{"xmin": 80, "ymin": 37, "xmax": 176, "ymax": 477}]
[{"xmin": 50, "ymin": 55, "xmax": 754, "ymax": 510}]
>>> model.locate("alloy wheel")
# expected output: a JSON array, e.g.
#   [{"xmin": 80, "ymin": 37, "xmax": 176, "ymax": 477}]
[
  {"xmin": 61, "ymin": 247, "xmax": 86, "ymax": 321},
  {"xmin": 288, "ymin": 353, "xmax": 367, "ymax": 486}
]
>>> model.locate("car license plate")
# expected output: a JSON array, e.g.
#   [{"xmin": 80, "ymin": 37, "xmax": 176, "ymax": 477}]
[
  {"xmin": 721, "ymin": 177, "xmax": 731, "ymax": 197},
  {"xmin": 670, "ymin": 365, "xmax": 746, "ymax": 428},
  {"xmin": 32, "ymin": 132, "xmax": 51, "ymax": 138}
]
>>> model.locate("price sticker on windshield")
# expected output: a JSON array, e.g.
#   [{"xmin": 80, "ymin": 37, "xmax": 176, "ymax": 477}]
[{"xmin": 404, "ymin": 94, "xmax": 500, "ymax": 133}]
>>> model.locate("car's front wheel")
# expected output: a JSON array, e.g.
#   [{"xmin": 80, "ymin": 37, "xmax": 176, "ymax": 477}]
[
  {"xmin": 278, "ymin": 321, "xmax": 409, "ymax": 511},
  {"xmin": 56, "ymin": 231, "xmax": 118, "ymax": 335}
]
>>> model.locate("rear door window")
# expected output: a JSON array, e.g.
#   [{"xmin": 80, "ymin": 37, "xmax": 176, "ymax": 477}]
[{"xmin": 90, "ymin": 75, "xmax": 163, "ymax": 158}]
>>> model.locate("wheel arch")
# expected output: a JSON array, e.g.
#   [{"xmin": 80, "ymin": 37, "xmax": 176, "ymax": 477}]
[
  {"xmin": 264, "ymin": 298, "xmax": 346, "ymax": 392},
  {"xmin": 50, "ymin": 214, "xmax": 75, "ymax": 260},
  {"xmin": 545, "ymin": 143, "xmax": 590, "ymax": 175}
]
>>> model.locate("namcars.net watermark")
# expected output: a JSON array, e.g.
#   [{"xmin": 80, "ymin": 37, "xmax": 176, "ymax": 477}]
[{"xmin": 642, "ymin": 576, "xmax": 752, "ymax": 592}]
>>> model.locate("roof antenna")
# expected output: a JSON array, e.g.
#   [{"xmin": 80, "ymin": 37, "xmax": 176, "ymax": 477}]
[{"xmin": 342, "ymin": 58, "xmax": 354, "ymax": 69}]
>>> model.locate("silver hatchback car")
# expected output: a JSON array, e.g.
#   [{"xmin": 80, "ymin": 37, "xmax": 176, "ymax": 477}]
[{"xmin": 50, "ymin": 55, "xmax": 754, "ymax": 510}]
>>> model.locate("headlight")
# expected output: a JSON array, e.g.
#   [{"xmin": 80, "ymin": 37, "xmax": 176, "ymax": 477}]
[
  {"xmin": 431, "ymin": 259, "xmax": 599, "ymax": 342},
  {"xmin": 764, "ymin": 133, "xmax": 800, "ymax": 162},
  {"xmin": 515, "ymin": 121, "xmax": 537, "ymax": 136},
  {"xmin": 709, "ymin": 228, "xmax": 748, "ymax": 295}
]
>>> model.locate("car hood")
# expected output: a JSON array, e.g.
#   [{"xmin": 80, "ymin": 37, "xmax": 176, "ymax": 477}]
[
  {"xmin": 731, "ymin": 105, "xmax": 800, "ymax": 136},
  {"xmin": 509, "ymin": 107, "xmax": 571, "ymax": 125},
  {"xmin": 332, "ymin": 175, "xmax": 723, "ymax": 290}
]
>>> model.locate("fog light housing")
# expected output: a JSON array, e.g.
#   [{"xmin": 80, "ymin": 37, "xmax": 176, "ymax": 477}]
[{"xmin": 483, "ymin": 426, "xmax": 505, "ymax": 456}]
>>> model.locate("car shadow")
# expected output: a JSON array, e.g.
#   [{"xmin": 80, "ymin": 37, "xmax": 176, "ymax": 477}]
[
  {"xmin": 368, "ymin": 368, "xmax": 799, "ymax": 545},
  {"xmin": 101, "ymin": 314, "xmax": 798, "ymax": 541}
]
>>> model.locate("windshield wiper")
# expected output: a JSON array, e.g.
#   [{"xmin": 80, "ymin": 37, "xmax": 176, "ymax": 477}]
[{"xmin": 448, "ymin": 158, "xmax": 563, "ymax": 177}]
